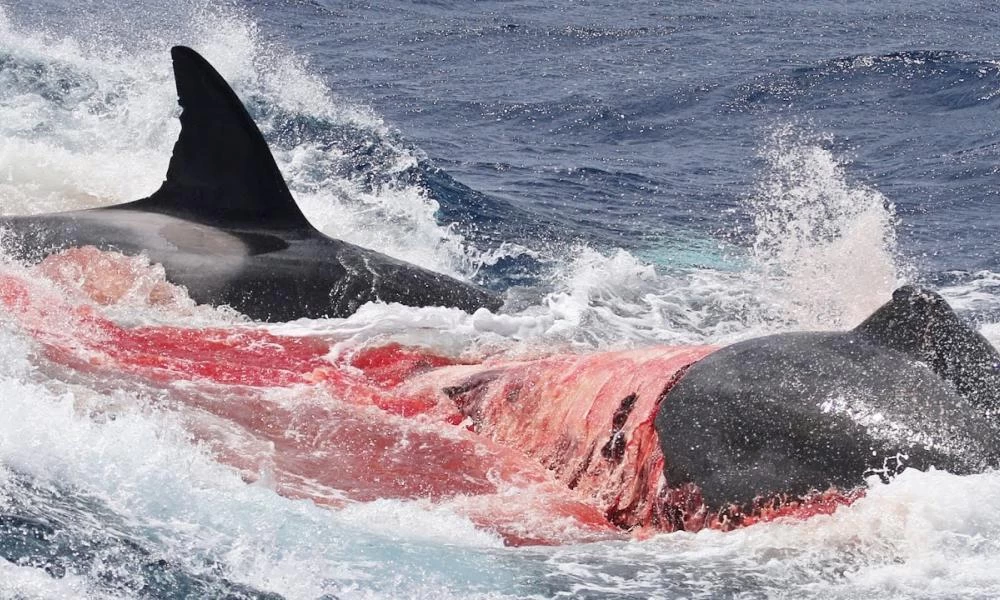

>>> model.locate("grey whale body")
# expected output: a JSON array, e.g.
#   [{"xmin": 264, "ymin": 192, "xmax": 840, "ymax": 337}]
[
  {"xmin": 0, "ymin": 46, "xmax": 502, "ymax": 322},
  {"xmin": 657, "ymin": 286, "xmax": 1000, "ymax": 515}
]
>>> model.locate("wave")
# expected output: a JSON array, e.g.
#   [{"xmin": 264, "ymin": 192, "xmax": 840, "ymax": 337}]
[
  {"xmin": 734, "ymin": 49, "xmax": 1000, "ymax": 112},
  {"xmin": 538, "ymin": 468, "xmax": 1000, "ymax": 599}
]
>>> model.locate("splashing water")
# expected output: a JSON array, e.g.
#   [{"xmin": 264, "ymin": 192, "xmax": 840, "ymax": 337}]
[
  {"xmin": 510, "ymin": 132, "xmax": 912, "ymax": 348},
  {"xmin": 747, "ymin": 128, "xmax": 905, "ymax": 330}
]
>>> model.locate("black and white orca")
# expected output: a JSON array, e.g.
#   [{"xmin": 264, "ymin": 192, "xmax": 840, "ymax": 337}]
[{"xmin": 0, "ymin": 46, "xmax": 502, "ymax": 322}]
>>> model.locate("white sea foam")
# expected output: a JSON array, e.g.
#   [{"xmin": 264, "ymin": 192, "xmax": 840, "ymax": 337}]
[
  {"xmin": 939, "ymin": 270, "xmax": 1000, "ymax": 312},
  {"xmin": 0, "ymin": 324, "xmax": 515, "ymax": 598},
  {"xmin": 536, "ymin": 468, "xmax": 1000, "ymax": 599},
  {"xmin": 0, "ymin": 560, "xmax": 106, "ymax": 600}
]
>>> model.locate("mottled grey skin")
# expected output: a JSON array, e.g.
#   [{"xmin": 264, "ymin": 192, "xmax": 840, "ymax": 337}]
[
  {"xmin": 0, "ymin": 47, "xmax": 501, "ymax": 322},
  {"xmin": 656, "ymin": 286, "xmax": 1000, "ymax": 511}
]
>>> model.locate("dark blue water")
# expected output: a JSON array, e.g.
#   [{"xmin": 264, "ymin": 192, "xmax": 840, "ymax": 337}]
[
  {"xmin": 2, "ymin": 1, "xmax": 1000, "ymax": 598},
  {"xmin": 247, "ymin": 1, "xmax": 1000, "ymax": 272}
]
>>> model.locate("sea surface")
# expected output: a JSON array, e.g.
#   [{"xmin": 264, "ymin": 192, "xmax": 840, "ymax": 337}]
[{"xmin": 1, "ymin": 1, "xmax": 999, "ymax": 598}]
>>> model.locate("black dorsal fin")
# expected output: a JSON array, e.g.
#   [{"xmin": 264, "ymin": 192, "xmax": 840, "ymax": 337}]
[{"xmin": 125, "ymin": 46, "xmax": 315, "ymax": 231}]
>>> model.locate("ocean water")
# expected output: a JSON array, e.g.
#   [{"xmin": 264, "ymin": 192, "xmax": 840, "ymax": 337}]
[{"xmin": 0, "ymin": 1, "xmax": 999, "ymax": 598}]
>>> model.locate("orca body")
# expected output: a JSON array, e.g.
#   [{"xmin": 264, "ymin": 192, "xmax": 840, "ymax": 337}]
[
  {"xmin": 0, "ymin": 47, "xmax": 502, "ymax": 322},
  {"xmin": 656, "ymin": 286, "xmax": 1000, "ymax": 513}
]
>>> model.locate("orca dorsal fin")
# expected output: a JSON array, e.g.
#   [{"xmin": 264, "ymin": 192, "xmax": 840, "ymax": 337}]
[{"xmin": 126, "ymin": 46, "xmax": 315, "ymax": 231}]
